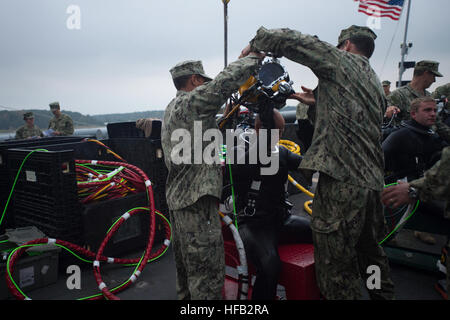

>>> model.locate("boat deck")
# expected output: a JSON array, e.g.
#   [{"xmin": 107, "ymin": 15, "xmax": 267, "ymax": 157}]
[{"xmin": 5, "ymin": 187, "xmax": 444, "ymax": 301}]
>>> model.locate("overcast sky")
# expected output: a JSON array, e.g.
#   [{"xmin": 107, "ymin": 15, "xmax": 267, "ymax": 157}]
[{"xmin": 0, "ymin": 0, "xmax": 448, "ymax": 115}]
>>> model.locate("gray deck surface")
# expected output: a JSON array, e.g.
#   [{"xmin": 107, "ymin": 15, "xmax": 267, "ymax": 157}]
[{"xmin": 9, "ymin": 179, "xmax": 444, "ymax": 301}]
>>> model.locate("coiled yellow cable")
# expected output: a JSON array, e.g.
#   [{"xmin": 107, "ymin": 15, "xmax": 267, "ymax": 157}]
[{"xmin": 278, "ymin": 140, "xmax": 314, "ymax": 215}]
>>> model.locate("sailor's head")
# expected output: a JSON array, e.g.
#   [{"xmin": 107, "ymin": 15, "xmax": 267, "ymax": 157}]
[
  {"xmin": 410, "ymin": 96, "xmax": 437, "ymax": 128},
  {"xmin": 337, "ymin": 25, "xmax": 377, "ymax": 58},
  {"xmin": 170, "ymin": 60, "xmax": 213, "ymax": 91},
  {"xmin": 413, "ymin": 60, "xmax": 443, "ymax": 89}
]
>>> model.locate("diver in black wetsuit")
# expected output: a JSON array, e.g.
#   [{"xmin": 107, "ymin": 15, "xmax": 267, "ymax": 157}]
[
  {"xmin": 227, "ymin": 109, "xmax": 312, "ymax": 300},
  {"xmin": 383, "ymin": 97, "xmax": 448, "ymax": 183},
  {"xmin": 382, "ymin": 97, "xmax": 449, "ymax": 243}
]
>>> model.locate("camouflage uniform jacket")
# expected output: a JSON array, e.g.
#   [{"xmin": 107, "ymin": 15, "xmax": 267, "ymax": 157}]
[
  {"xmin": 432, "ymin": 82, "xmax": 450, "ymax": 100},
  {"xmin": 296, "ymin": 102, "xmax": 316, "ymax": 126},
  {"xmin": 48, "ymin": 113, "xmax": 74, "ymax": 135},
  {"xmin": 250, "ymin": 27, "xmax": 385, "ymax": 191},
  {"xmin": 410, "ymin": 146, "xmax": 450, "ymax": 219},
  {"xmin": 161, "ymin": 56, "xmax": 260, "ymax": 211},
  {"xmin": 15, "ymin": 125, "xmax": 43, "ymax": 140},
  {"xmin": 433, "ymin": 83, "xmax": 450, "ymax": 123},
  {"xmin": 435, "ymin": 117, "xmax": 450, "ymax": 143},
  {"xmin": 387, "ymin": 84, "xmax": 431, "ymax": 125}
]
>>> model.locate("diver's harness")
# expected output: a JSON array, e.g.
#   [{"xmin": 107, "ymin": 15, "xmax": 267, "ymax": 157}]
[{"xmin": 242, "ymin": 180, "xmax": 261, "ymax": 217}]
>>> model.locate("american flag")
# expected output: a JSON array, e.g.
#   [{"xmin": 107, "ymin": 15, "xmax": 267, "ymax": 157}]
[{"xmin": 357, "ymin": 0, "xmax": 405, "ymax": 21}]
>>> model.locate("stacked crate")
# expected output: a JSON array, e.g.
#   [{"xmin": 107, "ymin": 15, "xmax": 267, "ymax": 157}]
[
  {"xmin": 0, "ymin": 137, "xmax": 87, "ymax": 233},
  {"xmin": 7, "ymin": 148, "xmax": 82, "ymax": 244},
  {"xmin": 81, "ymin": 192, "xmax": 150, "ymax": 257},
  {"xmin": 2, "ymin": 125, "xmax": 169, "ymax": 254},
  {"xmin": 105, "ymin": 139, "xmax": 169, "ymax": 244},
  {"xmin": 105, "ymin": 120, "xmax": 169, "ymax": 245}
]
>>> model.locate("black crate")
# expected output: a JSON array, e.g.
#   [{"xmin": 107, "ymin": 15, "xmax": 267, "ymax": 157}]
[
  {"xmin": 104, "ymin": 138, "xmax": 168, "ymax": 217},
  {"xmin": 107, "ymin": 122, "xmax": 145, "ymax": 139},
  {"xmin": 0, "ymin": 245, "xmax": 60, "ymax": 300},
  {"xmin": 81, "ymin": 192, "xmax": 162, "ymax": 257},
  {"xmin": 22, "ymin": 140, "xmax": 120, "ymax": 162},
  {"xmin": 0, "ymin": 135, "xmax": 88, "ymax": 149},
  {"xmin": 13, "ymin": 188, "xmax": 77, "ymax": 208},
  {"xmin": 0, "ymin": 137, "xmax": 88, "ymax": 233},
  {"xmin": 0, "ymin": 136, "xmax": 88, "ymax": 175},
  {"xmin": 105, "ymin": 139, "xmax": 166, "ymax": 178},
  {"xmin": 107, "ymin": 120, "xmax": 162, "ymax": 139},
  {"xmin": 13, "ymin": 215, "xmax": 82, "ymax": 244},
  {"xmin": 0, "ymin": 177, "xmax": 15, "ymax": 234},
  {"xmin": 13, "ymin": 200, "xmax": 80, "ymax": 225},
  {"xmin": 7, "ymin": 149, "xmax": 77, "ymax": 201},
  {"xmin": 6, "ymin": 149, "xmax": 82, "ymax": 241}
]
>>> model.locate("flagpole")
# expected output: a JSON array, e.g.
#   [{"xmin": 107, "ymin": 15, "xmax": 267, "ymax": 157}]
[
  {"xmin": 223, "ymin": 0, "xmax": 229, "ymax": 67},
  {"xmin": 398, "ymin": 0, "xmax": 412, "ymax": 87}
]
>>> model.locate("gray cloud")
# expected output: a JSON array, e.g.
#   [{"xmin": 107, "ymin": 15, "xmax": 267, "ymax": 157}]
[{"xmin": 0, "ymin": 0, "xmax": 448, "ymax": 115}]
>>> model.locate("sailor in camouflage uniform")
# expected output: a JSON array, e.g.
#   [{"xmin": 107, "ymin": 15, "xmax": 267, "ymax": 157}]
[
  {"xmin": 161, "ymin": 55, "xmax": 262, "ymax": 299},
  {"xmin": 382, "ymin": 146, "xmax": 450, "ymax": 299},
  {"xmin": 48, "ymin": 102, "xmax": 74, "ymax": 136},
  {"xmin": 15, "ymin": 112, "xmax": 43, "ymax": 140},
  {"xmin": 382, "ymin": 80, "xmax": 391, "ymax": 97},
  {"xmin": 386, "ymin": 61, "xmax": 443, "ymax": 126},
  {"xmin": 241, "ymin": 25, "xmax": 395, "ymax": 299},
  {"xmin": 432, "ymin": 82, "xmax": 450, "ymax": 101},
  {"xmin": 433, "ymin": 82, "xmax": 450, "ymax": 126}
]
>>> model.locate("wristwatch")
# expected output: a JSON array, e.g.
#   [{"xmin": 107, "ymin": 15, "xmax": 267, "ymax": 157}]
[{"xmin": 408, "ymin": 186, "xmax": 419, "ymax": 200}]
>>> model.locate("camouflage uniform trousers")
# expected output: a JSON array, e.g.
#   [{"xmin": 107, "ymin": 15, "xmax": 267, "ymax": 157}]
[
  {"xmin": 311, "ymin": 174, "xmax": 395, "ymax": 300},
  {"xmin": 169, "ymin": 195, "xmax": 225, "ymax": 300}
]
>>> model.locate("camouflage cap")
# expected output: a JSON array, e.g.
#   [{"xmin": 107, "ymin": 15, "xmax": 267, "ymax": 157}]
[
  {"xmin": 382, "ymin": 80, "xmax": 391, "ymax": 86},
  {"xmin": 23, "ymin": 112, "xmax": 34, "ymax": 120},
  {"xmin": 337, "ymin": 25, "xmax": 377, "ymax": 47},
  {"xmin": 414, "ymin": 60, "xmax": 443, "ymax": 77},
  {"xmin": 49, "ymin": 101, "xmax": 60, "ymax": 109},
  {"xmin": 169, "ymin": 60, "xmax": 212, "ymax": 81}
]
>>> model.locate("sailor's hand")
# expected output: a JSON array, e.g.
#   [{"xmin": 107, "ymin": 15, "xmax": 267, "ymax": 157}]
[
  {"xmin": 381, "ymin": 181, "xmax": 414, "ymax": 208},
  {"xmin": 289, "ymin": 86, "xmax": 315, "ymax": 106},
  {"xmin": 385, "ymin": 106, "xmax": 400, "ymax": 118},
  {"xmin": 239, "ymin": 44, "xmax": 251, "ymax": 58}
]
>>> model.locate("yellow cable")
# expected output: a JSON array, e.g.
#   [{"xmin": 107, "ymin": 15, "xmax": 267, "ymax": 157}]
[
  {"xmin": 219, "ymin": 104, "xmax": 241, "ymax": 129},
  {"xmin": 279, "ymin": 139, "xmax": 314, "ymax": 215},
  {"xmin": 304, "ymin": 200, "xmax": 313, "ymax": 215},
  {"xmin": 279, "ymin": 139, "xmax": 301, "ymax": 154},
  {"xmin": 288, "ymin": 175, "xmax": 314, "ymax": 198},
  {"xmin": 86, "ymin": 139, "xmax": 126, "ymax": 162}
]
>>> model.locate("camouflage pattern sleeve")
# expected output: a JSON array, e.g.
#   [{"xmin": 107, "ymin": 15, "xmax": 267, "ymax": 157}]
[
  {"xmin": 15, "ymin": 126, "xmax": 25, "ymax": 139},
  {"xmin": 386, "ymin": 87, "xmax": 412, "ymax": 124},
  {"xmin": 386, "ymin": 89, "xmax": 405, "ymax": 112},
  {"xmin": 247, "ymin": 27, "xmax": 386, "ymax": 191},
  {"xmin": 190, "ymin": 56, "xmax": 261, "ymax": 118},
  {"xmin": 249, "ymin": 27, "xmax": 339, "ymax": 80},
  {"xmin": 296, "ymin": 102, "xmax": 309, "ymax": 121},
  {"xmin": 61, "ymin": 114, "xmax": 74, "ymax": 135},
  {"xmin": 410, "ymin": 146, "xmax": 450, "ymax": 206},
  {"xmin": 15, "ymin": 126, "xmax": 43, "ymax": 139},
  {"xmin": 435, "ymin": 117, "xmax": 450, "ymax": 143},
  {"xmin": 432, "ymin": 83, "xmax": 450, "ymax": 99}
]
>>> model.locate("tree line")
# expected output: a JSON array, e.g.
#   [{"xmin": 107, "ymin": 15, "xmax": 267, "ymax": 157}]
[{"xmin": 0, "ymin": 109, "xmax": 165, "ymax": 131}]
